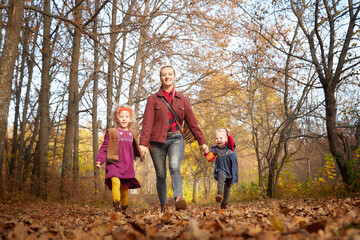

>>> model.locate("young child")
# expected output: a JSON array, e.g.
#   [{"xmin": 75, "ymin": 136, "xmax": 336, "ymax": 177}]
[
  {"xmin": 204, "ymin": 128, "xmax": 239, "ymax": 209},
  {"xmin": 96, "ymin": 105, "xmax": 143, "ymax": 214}
]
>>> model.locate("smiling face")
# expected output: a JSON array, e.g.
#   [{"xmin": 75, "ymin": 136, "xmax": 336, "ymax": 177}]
[
  {"xmin": 117, "ymin": 110, "xmax": 131, "ymax": 129},
  {"xmin": 160, "ymin": 66, "xmax": 175, "ymax": 90},
  {"xmin": 214, "ymin": 131, "xmax": 227, "ymax": 148}
]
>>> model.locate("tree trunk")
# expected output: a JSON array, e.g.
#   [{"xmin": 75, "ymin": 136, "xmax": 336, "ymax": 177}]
[
  {"xmin": 73, "ymin": 116, "xmax": 79, "ymax": 192},
  {"xmin": 29, "ymin": 112, "xmax": 40, "ymax": 191},
  {"xmin": 0, "ymin": 0, "xmax": 25, "ymax": 194},
  {"xmin": 192, "ymin": 176, "xmax": 198, "ymax": 203},
  {"xmin": 324, "ymin": 88, "xmax": 350, "ymax": 185},
  {"xmin": 9, "ymin": 58, "xmax": 22, "ymax": 190},
  {"xmin": 106, "ymin": 0, "xmax": 117, "ymax": 129},
  {"xmin": 92, "ymin": 0, "xmax": 100, "ymax": 194},
  {"xmin": 134, "ymin": 56, "xmax": 146, "ymax": 127},
  {"xmin": 266, "ymin": 159, "xmax": 276, "ymax": 198},
  {"xmin": 37, "ymin": 0, "xmax": 52, "ymax": 199},
  {"xmin": 61, "ymin": 0, "xmax": 82, "ymax": 199},
  {"xmin": 114, "ymin": 33, "xmax": 127, "ymax": 105},
  {"xmin": 18, "ymin": 18, "xmax": 39, "ymax": 189},
  {"xmin": 128, "ymin": 0, "xmax": 150, "ymax": 106}
]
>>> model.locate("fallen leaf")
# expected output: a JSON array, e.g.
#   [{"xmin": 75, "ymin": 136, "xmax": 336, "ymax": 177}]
[
  {"xmin": 271, "ymin": 214, "xmax": 285, "ymax": 233},
  {"xmin": 184, "ymin": 218, "xmax": 210, "ymax": 240},
  {"xmin": 293, "ymin": 216, "xmax": 311, "ymax": 227},
  {"xmin": 248, "ymin": 225, "xmax": 262, "ymax": 235},
  {"xmin": 12, "ymin": 222, "xmax": 28, "ymax": 240},
  {"xmin": 305, "ymin": 219, "xmax": 327, "ymax": 233}
]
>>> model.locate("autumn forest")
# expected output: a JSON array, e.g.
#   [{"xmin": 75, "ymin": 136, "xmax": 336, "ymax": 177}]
[{"xmin": 1, "ymin": 0, "xmax": 360, "ymax": 239}]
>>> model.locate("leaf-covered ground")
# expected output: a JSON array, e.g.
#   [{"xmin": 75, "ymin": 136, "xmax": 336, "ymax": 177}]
[{"xmin": 1, "ymin": 197, "xmax": 360, "ymax": 239}]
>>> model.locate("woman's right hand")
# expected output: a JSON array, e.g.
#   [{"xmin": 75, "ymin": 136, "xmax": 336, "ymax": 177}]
[{"xmin": 140, "ymin": 145, "xmax": 149, "ymax": 155}]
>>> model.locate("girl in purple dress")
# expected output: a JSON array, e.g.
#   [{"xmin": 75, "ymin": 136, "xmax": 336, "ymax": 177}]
[{"xmin": 96, "ymin": 105, "xmax": 143, "ymax": 214}]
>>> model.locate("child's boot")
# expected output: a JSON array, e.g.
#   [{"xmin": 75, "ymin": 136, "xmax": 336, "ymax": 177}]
[
  {"xmin": 113, "ymin": 200, "xmax": 121, "ymax": 213},
  {"xmin": 215, "ymin": 192, "xmax": 223, "ymax": 203},
  {"xmin": 221, "ymin": 202, "xmax": 227, "ymax": 209},
  {"xmin": 121, "ymin": 205, "xmax": 128, "ymax": 215}
]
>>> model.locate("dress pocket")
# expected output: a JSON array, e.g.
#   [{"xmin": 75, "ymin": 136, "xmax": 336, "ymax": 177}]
[{"xmin": 106, "ymin": 158, "xmax": 119, "ymax": 164}]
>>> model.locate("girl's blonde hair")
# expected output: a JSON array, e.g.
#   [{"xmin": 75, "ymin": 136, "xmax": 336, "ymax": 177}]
[
  {"xmin": 214, "ymin": 128, "xmax": 228, "ymax": 139},
  {"xmin": 112, "ymin": 105, "xmax": 134, "ymax": 128}
]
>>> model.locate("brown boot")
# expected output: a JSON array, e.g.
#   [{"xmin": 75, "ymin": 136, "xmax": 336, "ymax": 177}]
[
  {"xmin": 221, "ymin": 202, "xmax": 227, "ymax": 209},
  {"xmin": 215, "ymin": 192, "xmax": 223, "ymax": 203},
  {"xmin": 113, "ymin": 200, "xmax": 121, "ymax": 213},
  {"xmin": 161, "ymin": 203, "xmax": 168, "ymax": 213},
  {"xmin": 121, "ymin": 205, "xmax": 128, "ymax": 215},
  {"xmin": 175, "ymin": 196, "xmax": 187, "ymax": 211}
]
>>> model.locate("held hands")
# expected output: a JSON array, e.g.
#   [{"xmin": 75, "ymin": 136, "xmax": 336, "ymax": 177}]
[
  {"xmin": 140, "ymin": 145, "xmax": 149, "ymax": 156},
  {"xmin": 201, "ymin": 144, "xmax": 209, "ymax": 154}
]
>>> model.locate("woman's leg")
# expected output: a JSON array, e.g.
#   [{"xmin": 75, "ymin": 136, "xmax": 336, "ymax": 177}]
[
  {"xmin": 111, "ymin": 177, "xmax": 121, "ymax": 212},
  {"xmin": 167, "ymin": 134, "xmax": 185, "ymax": 199},
  {"xmin": 150, "ymin": 142, "xmax": 168, "ymax": 205}
]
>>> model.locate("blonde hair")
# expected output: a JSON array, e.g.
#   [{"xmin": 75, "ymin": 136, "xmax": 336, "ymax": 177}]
[
  {"xmin": 214, "ymin": 128, "xmax": 228, "ymax": 139},
  {"xmin": 112, "ymin": 105, "xmax": 134, "ymax": 128},
  {"xmin": 160, "ymin": 65, "xmax": 176, "ymax": 77}
]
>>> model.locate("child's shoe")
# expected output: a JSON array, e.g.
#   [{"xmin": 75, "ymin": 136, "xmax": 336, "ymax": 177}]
[
  {"xmin": 113, "ymin": 200, "xmax": 121, "ymax": 213},
  {"xmin": 121, "ymin": 205, "xmax": 128, "ymax": 215},
  {"xmin": 175, "ymin": 196, "xmax": 187, "ymax": 211},
  {"xmin": 215, "ymin": 192, "xmax": 223, "ymax": 203},
  {"xmin": 221, "ymin": 202, "xmax": 227, "ymax": 209}
]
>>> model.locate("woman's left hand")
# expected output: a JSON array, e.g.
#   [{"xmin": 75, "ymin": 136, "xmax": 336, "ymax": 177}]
[{"xmin": 201, "ymin": 144, "xmax": 209, "ymax": 154}]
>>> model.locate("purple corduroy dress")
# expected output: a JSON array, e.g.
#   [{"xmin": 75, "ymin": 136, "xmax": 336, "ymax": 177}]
[{"xmin": 97, "ymin": 129, "xmax": 141, "ymax": 190}]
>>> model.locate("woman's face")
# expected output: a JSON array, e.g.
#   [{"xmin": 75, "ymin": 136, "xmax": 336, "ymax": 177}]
[
  {"xmin": 214, "ymin": 131, "xmax": 227, "ymax": 148},
  {"xmin": 160, "ymin": 67, "xmax": 175, "ymax": 89}
]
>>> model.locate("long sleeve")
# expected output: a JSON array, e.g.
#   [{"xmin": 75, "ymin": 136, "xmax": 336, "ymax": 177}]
[
  {"xmin": 96, "ymin": 130, "xmax": 109, "ymax": 165},
  {"xmin": 227, "ymin": 134, "xmax": 235, "ymax": 151},
  {"xmin": 140, "ymin": 96, "xmax": 155, "ymax": 147},
  {"xmin": 182, "ymin": 97, "xmax": 206, "ymax": 145},
  {"xmin": 205, "ymin": 151, "xmax": 216, "ymax": 162}
]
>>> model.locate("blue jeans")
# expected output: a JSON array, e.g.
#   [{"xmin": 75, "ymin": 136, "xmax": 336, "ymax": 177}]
[{"xmin": 150, "ymin": 133, "xmax": 185, "ymax": 205}]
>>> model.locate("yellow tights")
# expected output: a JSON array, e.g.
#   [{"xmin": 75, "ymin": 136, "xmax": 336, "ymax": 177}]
[{"xmin": 111, "ymin": 177, "xmax": 129, "ymax": 206}]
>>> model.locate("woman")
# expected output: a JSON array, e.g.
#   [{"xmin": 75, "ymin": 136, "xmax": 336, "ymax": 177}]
[{"xmin": 140, "ymin": 65, "xmax": 208, "ymax": 212}]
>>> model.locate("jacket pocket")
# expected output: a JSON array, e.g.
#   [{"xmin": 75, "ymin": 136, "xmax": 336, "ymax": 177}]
[
  {"xmin": 177, "ymin": 106, "xmax": 185, "ymax": 120},
  {"xmin": 154, "ymin": 105, "xmax": 162, "ymax": 110}
]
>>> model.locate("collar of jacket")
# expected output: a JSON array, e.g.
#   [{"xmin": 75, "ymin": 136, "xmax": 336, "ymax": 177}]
[{"xmin": 156, "ymin": 87, "xmax": 181, "ymax": 99}]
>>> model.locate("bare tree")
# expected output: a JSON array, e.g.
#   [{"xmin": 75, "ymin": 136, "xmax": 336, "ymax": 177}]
[
  {"xmin": 37, "ymin": 0, "xmax": 52, "ymax": 199},
  {"xmin": 105, "ymin": 0, "xmax": 118, "ymax": 129},
  {"xmin": 0, "ymin": 0, "xmax": 25, "ymax": 194},
  {"xmin": 92, "ymin": 0, "xmax": 100, "ymax": 194},
  {"xmin": 290, "ymin": 0, "xmax": 360, "ymax": 190},
  {"xmin": 17, "ymin": 13, "xmax": 40, "ymax": 189},
  {"xmin": 61, "ymin": 0, "xmax": 83, "ymax": 199}
]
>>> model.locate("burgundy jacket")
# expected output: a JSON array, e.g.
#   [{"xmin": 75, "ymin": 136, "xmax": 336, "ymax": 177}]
[{"xmin": 140, "ymin": 88, "xmax": 206, "ymax": 147}]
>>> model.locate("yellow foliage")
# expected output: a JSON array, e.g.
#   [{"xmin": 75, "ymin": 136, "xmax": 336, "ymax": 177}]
[{"xmin": 318, "ymin": 177, "xmax": 325, "ymax": 183}]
